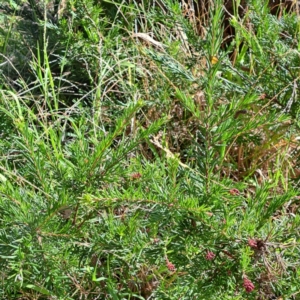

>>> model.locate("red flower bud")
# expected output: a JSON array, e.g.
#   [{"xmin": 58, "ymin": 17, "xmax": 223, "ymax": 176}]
[
  {"xmin": 205, "ymin": 251, "xmax": 215, "ymax": 261},
  {"xmin": 229, "ymin": 188, "xmax": 240, "ymax": 196},
  {"xmin": 248, "ymin": 238, "xmax": 258, "ymax": 249},
  {"xmin": 243, "ymin": 277, "xmax": 255, "ymax": 293},
  {"xmin": 130, "ymin": 172, "xmax": 142, "ymax": 180},
  {"xmin": 166, "ymin": 259, "xmax": 176, "ymax": 271}
]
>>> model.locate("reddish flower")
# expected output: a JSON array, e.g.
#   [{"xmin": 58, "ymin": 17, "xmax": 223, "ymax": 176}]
[
  {"xmin": 166, "ymin": 259, "xmax": 176, "ymax": 272},
  {"xmin": 130, "ymin": 172, "xmax": 142, "ymax": 180},
  {"xmin": 229, "ymin": 188, "xmax": 240, "ymax": 196},
  {"xmin": 243, "ymin": 277, "xmax": 255, "ymax": 293},
  {"xmin": 152, "ymin": 238, "xmax": 160, "ymax": 244},
  {"xmin": 205, "ymin": 251, "xmax": 215, "ymax": 261},
  {"xmin": 248, "ymin": 238, "xmax": 258, "ymax": 249},
  {"xmin": 259, "ymin": 93, "xmax": 267, "ymax": 100}
]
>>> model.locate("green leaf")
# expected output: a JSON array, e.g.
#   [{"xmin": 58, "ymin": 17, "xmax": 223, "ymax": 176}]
[{"xmin": 26, "ymin": 284, "xmax": 51, "ymax": 296}]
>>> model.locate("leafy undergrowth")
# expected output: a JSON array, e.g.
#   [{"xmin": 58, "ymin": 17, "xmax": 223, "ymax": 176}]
[{"xmin": 0, "ymin": 0, "xmax": 299, "ymax": 299}]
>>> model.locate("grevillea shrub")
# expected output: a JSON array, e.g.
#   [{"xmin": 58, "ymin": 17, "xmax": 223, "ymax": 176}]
[{"xmin": 0, "ymin": 0, "xmax": 299, "ymax": 299}]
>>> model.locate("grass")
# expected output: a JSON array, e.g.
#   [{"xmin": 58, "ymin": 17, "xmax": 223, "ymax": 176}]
[{"xmin": 0, "ymin": 0, "xmax": 300, "ymax": 299}]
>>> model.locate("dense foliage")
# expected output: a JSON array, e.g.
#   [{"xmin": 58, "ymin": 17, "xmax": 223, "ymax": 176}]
[{"xmin": 0, "ymin": 0, "xmax": 299, "ymax": 299}]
